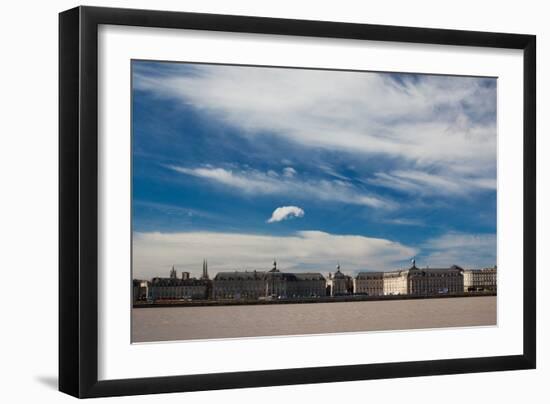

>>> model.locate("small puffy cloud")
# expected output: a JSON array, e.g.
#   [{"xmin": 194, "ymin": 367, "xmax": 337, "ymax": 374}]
[
  {"xmin": 283, "ymin": 167, "xmax": 297, "ymax": 178},
  {"xmin": 267, "ymin": 206, "xmax": 304, "ymax": 223}
]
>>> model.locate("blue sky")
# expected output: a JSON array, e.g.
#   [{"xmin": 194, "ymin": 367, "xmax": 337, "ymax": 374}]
[{"xmin": 131, "ymin": 60, "xmax": 497, "ymax": 279}]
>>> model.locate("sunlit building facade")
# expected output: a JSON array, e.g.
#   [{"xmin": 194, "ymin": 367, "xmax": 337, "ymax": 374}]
[
  {"xmin": 463, "ymin": 267, "xmax": 497, "ymax": 292},
  {"xmin": 355, "ymin": 263, "xmax": 465, "ymax": 296}
]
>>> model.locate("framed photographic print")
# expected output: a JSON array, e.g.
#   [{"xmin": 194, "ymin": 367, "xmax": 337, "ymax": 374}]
[{"xmin": 59, "ymin": 6, "xmax": 536, "ymax": 398}]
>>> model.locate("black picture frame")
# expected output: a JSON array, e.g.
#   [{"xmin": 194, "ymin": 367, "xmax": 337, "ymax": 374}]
[{"xmin": 59, "ymin": 5, "xmax": 536, "ymax": 398}]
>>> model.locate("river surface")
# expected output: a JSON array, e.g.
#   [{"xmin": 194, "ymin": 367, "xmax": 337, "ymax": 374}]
[{"xmin": 132, "ymin": 296, "xmax": 496, "ymax": 342}]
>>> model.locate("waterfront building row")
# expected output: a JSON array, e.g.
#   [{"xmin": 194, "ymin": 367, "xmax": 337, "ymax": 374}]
[
  {"xmin": 354, "ymin": 264, "xmax": 464, "ymax": 296},
  {"xmin": 211, "ymin": 262, "xmax": 325, "ymax": 299},
  {"xmin": 463, "ymin": 268, "xmax": 498, "ymax": 292},
  {"xmin": 354, "ymin": 265, "xmax": 497, "ymax": 296},
  {"xmin": 133, "ymin": 261, "xmax": 497, "ymax": 302}
]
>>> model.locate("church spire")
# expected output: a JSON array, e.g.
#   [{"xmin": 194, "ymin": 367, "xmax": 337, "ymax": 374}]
[{"xmin": 202, "ymin": 259, "xmax": 209, "ymax": 280}]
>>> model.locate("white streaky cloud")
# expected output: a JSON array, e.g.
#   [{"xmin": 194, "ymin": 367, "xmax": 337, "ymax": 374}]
[
  {"xmin": 421, "ymin": 232, "xmax": 496, "ymax": 268},
  {"xmin": 169, "ymin": 165, "xmax": 279, "ymax": 194},
  {"xmin": 383, "ymin": 218, "xmax": 425, "ymax": 226},
  {"xmin": 369, "ymin": 169, "xmax": 497, "ymax": 196},
  {"xmin": 267, "ymin": 206, "xmax": 304, "ymax": 223},
  {"xmin": 132, "ymin": 230, "xmax": 418, "ymax": 279},
  {"xmin": 134, "ymin": 200, "xmax": 219, "ymax": 220},
  {"xmin": 319, "ymin": 165, "xmax": 351, "ymax": 181},
  {"xmin": 168, "ymin": 165, "xmax": 396, "ymax": 209},
  {"xmin": 134, "ymin": 65, "xmax": 496, "ymax": 198}
]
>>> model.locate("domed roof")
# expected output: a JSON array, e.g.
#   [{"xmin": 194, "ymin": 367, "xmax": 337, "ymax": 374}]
[
  {"xmin": 268, "ymin": 260, "xmax": 280, "ymax": 272},
  {"xmin": 333, "ymin": 264, "xmax": 346, "ymax": 279}
]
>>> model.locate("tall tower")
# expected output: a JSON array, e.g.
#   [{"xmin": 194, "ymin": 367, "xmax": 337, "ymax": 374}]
[
  {"xmin": 202, "ymin": 259, "xmax": 209, "ymax": 280},
  {"xmin": 169, "ymin": 265, "xmax": 177, "ymax": 279}
]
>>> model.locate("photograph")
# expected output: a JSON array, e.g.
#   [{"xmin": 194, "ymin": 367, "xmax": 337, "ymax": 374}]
[
  {"xmin": 1, "ymin": 0, "xmax": 541, "ymax": 401},
  {"xmin": 131, "ymin": 60, "xmax": 498, "ymax": 343}
]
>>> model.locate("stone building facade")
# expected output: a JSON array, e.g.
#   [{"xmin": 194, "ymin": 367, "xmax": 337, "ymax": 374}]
[
  {"xmin": 407, "ymin": 265, "xmax": 464, "ymax": 295},
  {"xmin": 132, "ymin": 280, "xmax": 150, "ymax": 302},
  {"xmin": 148, "ymin": 265, "xmax": 209, "ymax": 301},
  {"xmin": 382, "ymin": 269, "xmax": 410, "ymax": 295},
  {"xmin": 463, "ymin": 267, "xmax": 497, "ymax": 292},
  {"xmin": 353, "ymin": 272, "xmax": 384, "ymax": 296},
  {"xmin": 355, "ymin": 263, "xmax": 465, "ymax": 296},
  {"xmin": 326, "ymin": 265, "xmax": 353, "ymax": 296},
  {"xmin": 291, "ymin": 273, "xmax": 327, "ymax": 297},
  {"xmin": 135, "ymin": 260, "xmax": 495, "ymax": 303},
  {"xmin": 212, "ymin": 261, "xmax": 326, "ymax": 300},
  {"xmin": 211, "ymin": 270, "xmax": 265, "ymax": 299}
]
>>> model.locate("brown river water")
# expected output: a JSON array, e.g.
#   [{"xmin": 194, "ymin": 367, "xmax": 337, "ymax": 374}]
[{"xmin": 132, "ymin": 296, "xmax": 496, "ymax": 342}]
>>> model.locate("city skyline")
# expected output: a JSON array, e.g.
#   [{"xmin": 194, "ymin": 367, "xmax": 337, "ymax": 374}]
[
  {"xmin": 132, "ymin": 61, "xmax": 497, "ymax": 280},
  {"xmin": 133, "ymin": 259, "xmax": 497, "ymax": 305},
  {"xmin": 135, "ymin": 259, "xmax": 497, "ymax": 282}
]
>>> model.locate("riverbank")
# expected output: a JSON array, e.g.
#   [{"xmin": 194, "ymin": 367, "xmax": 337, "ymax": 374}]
[{"xmin": 133, "ymin": 291, "xmax": 496, "ymax": 308}]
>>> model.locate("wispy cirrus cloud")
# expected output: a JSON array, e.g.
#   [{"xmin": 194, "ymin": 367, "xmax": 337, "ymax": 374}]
[
  {"xmin": 134, "ymin": 64, "xmax": 496, "ymax": 200},
  {"xmin": 132, "ymin": 230, "xmax": 418, "ymax": 279},
  {"xmin": 382, "ymin": 218, "xmax": 425, "ymax": 227},
  {"xmin": 134, "ymin": 200, "xmax": 217, "ymax": 219},
  {"xmin": 369, "ymin": 169, "xmax": 496, "ymax": 196},
  {"xmin": 167, "ymin": 165, "xmax": 396, "ymax": 209}
]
